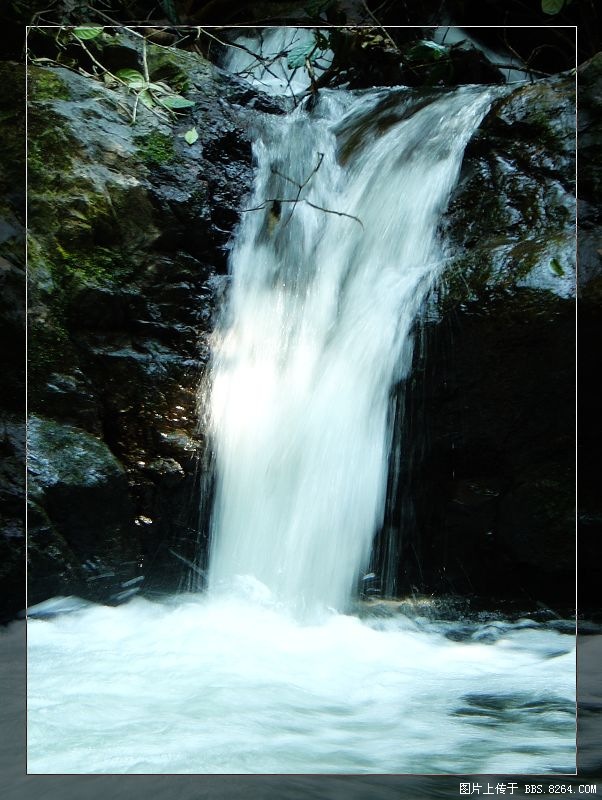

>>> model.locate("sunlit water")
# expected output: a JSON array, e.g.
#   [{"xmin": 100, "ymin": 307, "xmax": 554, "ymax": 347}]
[
  {"xmin": 27, "ymin": 54, "xmax": 576, "ymax": 774},
  {"xmin": 207, "ymin": 85, "xmax": 499, "ymax": 613},
  {"xmin": 27, "ymin": 593, "xmax": 575, "ymax": 774}
]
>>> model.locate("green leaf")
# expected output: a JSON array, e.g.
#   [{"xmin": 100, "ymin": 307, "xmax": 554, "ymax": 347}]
[
  {"xmin": 148, "ymin": 81, "xmax": 172, "ymax": 95},
  {"xmin": 160, "ymin": 95, "xmax": 195, "ymax": 110},
  {"xmin": 549, "ymin": 257, "xmax": 565, "ymax": 276},
  {"xmin": 72, "ymin": 27, "xmax": 103, "ymax": 40},
  {"xmin": 287, "ymin": 39, "xmax": 319, "ymax": 70},
  {"xmin": 406, "ymin": 39, "xmax": 448, "ymax": 63},
  {"xmin": 542, "ymin": 0, "xmax": 565, "ymax": 13},
  {"xmin": 138, "ymin": 89, "xmax": 155, "ymax": 109},
  {"xmin": 184, "ymin": 127, "xmax": 199, "ymax": 145},
  {"xmin": 116, "ymin": 69, "xmax": 147, "ymax": 89}
]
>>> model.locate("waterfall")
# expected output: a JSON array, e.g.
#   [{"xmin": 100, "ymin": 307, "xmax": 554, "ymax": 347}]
[
  {"xmin": 205, "ymin": 85, "xmax": 496, "ymax": 613},
  {"xmin": 27, "ymin": 43, "xmax": 576, "ymax": 777}
]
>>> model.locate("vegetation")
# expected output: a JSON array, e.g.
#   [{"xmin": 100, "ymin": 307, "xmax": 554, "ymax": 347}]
[
  {"xmin": 4, "ymin": 0, "xmax": 587, "ymax": 77},
  {"xmin": 27, "ymin": 26, "xmax": 197, "ymax": 124}
]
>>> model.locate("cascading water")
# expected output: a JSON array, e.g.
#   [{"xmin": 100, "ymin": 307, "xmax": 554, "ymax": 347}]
[
  {"xmin": 26, "ymin": 32, "xmax": 576, "ymax": 775},
  {"xmin": 206, "ymin": 86, "xmax": 496, "ymax": 613}
]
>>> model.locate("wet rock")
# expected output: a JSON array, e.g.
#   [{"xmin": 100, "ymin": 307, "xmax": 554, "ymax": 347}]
[
  {"xmin": 26, "ymin": 415, "xmax": 146, "ymax": 606},
  {"xmin": 442, "ymin": 74, "xmax": 576, "ymax": 306},
  {"xmin": 141, "ymin": 457, "xmax": 186, "ymax": 487},
  {"xmin": 577, "ymin": 53, "xmax": 602, "ymax": 618},
  {"xmin": 28, "ymin": 416, "xmax": 135, "ymax": 557},
  {"xmin": 383, "ymin": 73, "xmax": 577, "ymax": 610},
  {"xmin": 0, "ymin": 258, "xmax": 25, "ymax": 414},
  {"xmin": 0, "ymin": 417, "xmax": 25, "ymax": 619},
  {"xmin": 20, "ymin": 33, "xmax": 270, "ymax": 607}
]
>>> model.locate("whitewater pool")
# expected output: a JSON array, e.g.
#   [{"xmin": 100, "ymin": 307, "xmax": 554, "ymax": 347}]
[{"xmin": 27, "ymin": 591, "xmax": 575, "ymax": 774}]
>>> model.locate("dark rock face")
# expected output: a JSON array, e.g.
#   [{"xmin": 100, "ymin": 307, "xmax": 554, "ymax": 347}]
[
  {"xmin": 376, "ymin": 72, "xmax": 578, "ymax": 612},
  {"xmin": 0, "ymin": 418, "xmax": 25, "ymax": 622},
  {"xmin": 0, "ymin": 63, "xmax": 26, "ymax": 621},
  {"xmin": 27, "ymin": 416, "xmax": 136, "ymax": 604},
  {"xmin": 23, "ymin": 35, "xmax": 276, "ymax": 608},
  {"xmin": 577, "ymin": 54, "xmax": 602, "ymax": 619}
]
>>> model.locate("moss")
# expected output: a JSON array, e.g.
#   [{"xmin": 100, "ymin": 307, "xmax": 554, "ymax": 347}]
[
  {"xmin": 0, "ymin": 67, "xmax": 25, "ymax": 197},
  {"xmin": 146, "ymin": 43, "xmax": 202, "ymax": 93},
  {"xmin": 28, "ymin": 318, "xmax": 76, "ymax": 405},
  {"xmin": 53, "ymin": 242, "xmax": 134, "ymax": 287},
  {"xmin": 27, "ymin": 108, "xmax": 76, "ymax": 189},
  {"xmin": 29, "ymin": 68, "xmax": 71, "ymax": 101},
  {"xmin": 135, "ymin": 131, "xmax": 175, "ymax": 165}
]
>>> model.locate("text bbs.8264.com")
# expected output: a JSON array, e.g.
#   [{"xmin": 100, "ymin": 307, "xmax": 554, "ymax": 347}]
[{"xmin": 459, "ymin": 783, "xmax": 598, "ymax": 796}]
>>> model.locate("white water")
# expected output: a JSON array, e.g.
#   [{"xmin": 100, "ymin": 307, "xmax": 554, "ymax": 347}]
[
  {"xmin": 27, "ymin": 595, "xmax": 575, "ymax": 774},
  {"xmin": 207, "ymin": 85, "xmax": 496, "ymax": 614},
  {"xmin": 27, "ymin": 55, "xmax": 576, "ymax": 775}
]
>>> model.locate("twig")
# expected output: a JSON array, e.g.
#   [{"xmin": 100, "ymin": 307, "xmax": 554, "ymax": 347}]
[
  {"xmin": 74, "ymin": 35, "xmax": 129, "ymax": 88},
  {"xmin": 360, "ymin": 1, "xmax": 400, "ymax": 52},
  {"xmin": 270, "ymin": 152, "xmax": 325, "ymax": 225},
  {"xmin": 271, "ymin": 152, "xmax": 324, "ymax": 191},
  {"xmin": 131, "ymin": 91, "xmax": 140, "ymax": 124},
  {"xmin": 199, "ymin": 26, "xmax": 286, "ymax": 86},
  {"xmin": 142, "ymin": 36, "xmax": 150, "ymax": 83},
  {"xmin": 242, "ymin": 197, "xmax": 364, "ymax": 229},
  {"xmin": 196, "ymin": 26, "xmax": 302, "ymax": 100},
  {"xmin": 488, "ymin": 61, "xmax": 550, "ymax": 78},
  {"xmin": 304, "ymin": 200, "xmax": 364, "ymax": 228}
]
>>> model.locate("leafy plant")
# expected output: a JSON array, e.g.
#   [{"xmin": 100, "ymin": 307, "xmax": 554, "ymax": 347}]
[
  {"xmin": 116, "ymin": 67, "xmax": 194, "ymax": 113},
  {"xmin": 303, "ymin": 0, "xmax": 336, "ymax": 18}
]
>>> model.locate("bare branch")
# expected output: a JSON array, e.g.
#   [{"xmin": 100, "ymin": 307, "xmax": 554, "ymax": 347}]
[
  {"xmin": 360, "ymin": 2, "xmax": 400, "ymax": 52},
  {"xmin": 304, "ymin": 200, "xmax": 364, "ymax": 228},
  {"xmin": 241, "ymin": 197, "xmax": 364, "ymax": 229},
  {"xmin": 270, "ymin": 152, "xmax": 326, "ymax": 225}
]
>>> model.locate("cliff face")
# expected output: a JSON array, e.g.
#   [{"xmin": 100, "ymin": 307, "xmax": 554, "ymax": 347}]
[
  {"xmin": 1, "ymin": 32, "xmax": 588, "ymax": 618},
  {"xmin": 377, "ymin": 69, "xmax": 580, "ymax": 611},
  {"xmin": 21, "ymin": 36, "xmax": 282, "ymax": 610}
]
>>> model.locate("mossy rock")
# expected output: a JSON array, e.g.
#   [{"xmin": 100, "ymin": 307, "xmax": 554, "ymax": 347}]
[
  {"xmin": 28, "ymin": 67, "xmax": 71, "ymax": 101},
  {"xmin": 135, "ymin": 130, "xmax": 176, "ymax": 165}
]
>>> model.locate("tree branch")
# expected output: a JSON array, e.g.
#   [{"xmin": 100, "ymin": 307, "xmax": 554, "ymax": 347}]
[{"xmin": 242, "ymin": 197, "xmax": 364, "ymax": 229}]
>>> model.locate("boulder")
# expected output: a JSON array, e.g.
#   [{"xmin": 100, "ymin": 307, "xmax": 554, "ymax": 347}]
[
  {"xmin": 379, "ymin": 73, "xmax": 578, "ymax": 610},
  {"xmin": 27, "ymin": 416, "xmax": 138, "ymax": 604},
  {"xmin": 22, "ymin": 32, "xmax": 271, "ymax": 604}
]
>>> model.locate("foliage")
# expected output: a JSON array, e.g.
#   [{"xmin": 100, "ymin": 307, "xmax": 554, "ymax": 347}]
[
  {"xmin": 183, "ymin": 126, "xmax": 198, "ymax": 145},
  {"xmin": 27, "ymin": 27, "xmax": 196, "ymax": 123},
  {"xmin": 549, "ymin": 257, "xmax": 565, "ymax": 276},
  {"xmin": 405, "ymin": 40, "xmax": 448, "ymax": 63},
  {"xmin": 72, "ymin": 27, "xmax": 103, "ymax": 40},
  {"xmin": 116, "ymin": 66, "xmax": 194, "ymax": 113}
]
